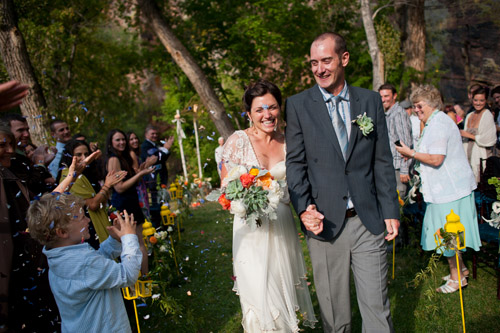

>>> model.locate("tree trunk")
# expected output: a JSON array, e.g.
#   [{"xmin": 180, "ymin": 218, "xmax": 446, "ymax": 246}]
[
  {"xmin": 0, "ymin": 0, "xmax": 48, "ymax": 145},
  {"xmin": 360, "ymin": 0, "xmax": 385, "ymax": 91},
  {"xmin": 137, "ymin": 0, "xmax": 235, "ymax": 139},
  {"xmin": 397, "ymin": 0, "xmax": 426, "ymax": 85}
]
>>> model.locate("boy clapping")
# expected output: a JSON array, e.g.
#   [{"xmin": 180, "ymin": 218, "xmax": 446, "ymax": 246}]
[{"xmin": 27, "ymin": 193, "xmax": 142, "ymax": 333}]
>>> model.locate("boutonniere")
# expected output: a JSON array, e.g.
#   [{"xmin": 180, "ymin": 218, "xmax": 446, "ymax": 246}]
[{"xmin": 352, "ymin": 112, "xmax": 374, "ymax": 136}]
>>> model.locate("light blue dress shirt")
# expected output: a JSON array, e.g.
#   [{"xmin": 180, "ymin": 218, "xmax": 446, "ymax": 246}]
[
  {"xmin": 43, "ymin": 234, "xmax": 142, "ymax": 333},
  {"xmin": 48, "ymin": 141, "xmax": 66, "ymax": 178}
]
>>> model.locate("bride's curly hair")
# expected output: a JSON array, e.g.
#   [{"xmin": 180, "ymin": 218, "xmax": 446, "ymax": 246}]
[{"xmin": 243, "ymin": 79, "xmax": 282, "ymax": 112}]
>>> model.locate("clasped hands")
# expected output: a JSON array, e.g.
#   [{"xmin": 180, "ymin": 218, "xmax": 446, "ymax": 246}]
[
  {"xmin": 300, "ymin": 204, "xmax": 324, "ymax": 235},
  {"xmin": 300, "ymin": 204, "xmax": 400, "ymax": 240}
]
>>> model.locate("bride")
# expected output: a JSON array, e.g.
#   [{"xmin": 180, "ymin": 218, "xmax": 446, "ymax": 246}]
[{"xmin": 220, "ymin": 80, "xmax": 317, "ymax": 332}]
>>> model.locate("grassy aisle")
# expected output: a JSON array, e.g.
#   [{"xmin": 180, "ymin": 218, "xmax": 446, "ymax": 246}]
[{"xmin": 139, "ymin": 202, "xmax": 500, "ymax": 332}]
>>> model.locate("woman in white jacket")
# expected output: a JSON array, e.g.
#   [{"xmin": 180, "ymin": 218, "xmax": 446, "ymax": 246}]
[{"xmin": 461, "ymin": 87, "xmax": 497, "ymax": 182}]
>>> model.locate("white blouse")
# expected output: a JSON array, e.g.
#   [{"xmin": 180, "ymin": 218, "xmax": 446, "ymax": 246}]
[{"xmin": 418, "ymin": 111, "xmax": 476, "ymax": 204}]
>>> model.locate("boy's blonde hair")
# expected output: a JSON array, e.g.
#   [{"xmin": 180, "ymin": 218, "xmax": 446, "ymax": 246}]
[{"xmin": 27, "ymin": 192, "xmax": 85, "ymax": 247}]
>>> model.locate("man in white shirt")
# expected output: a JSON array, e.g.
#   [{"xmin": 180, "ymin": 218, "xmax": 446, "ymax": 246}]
[{"xmin": 214, "ymin": 137, "xmax": 224, "ymax": 176}]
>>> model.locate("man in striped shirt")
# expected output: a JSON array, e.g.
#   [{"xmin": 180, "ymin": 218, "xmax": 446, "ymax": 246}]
[{"xmin": 379, "ymin": 83, "xmax": 413, "ymax": 198}]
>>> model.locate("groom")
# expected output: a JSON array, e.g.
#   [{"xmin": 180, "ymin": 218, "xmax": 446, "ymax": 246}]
[{"xmin": 285, "ymin": 32, "xmax": 400, "ymax": 332}]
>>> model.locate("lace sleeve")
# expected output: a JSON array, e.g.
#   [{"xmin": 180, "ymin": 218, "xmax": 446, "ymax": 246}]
[{"xmin": 221, "ymin": 131, "xmax": 256, "ymax": 169}]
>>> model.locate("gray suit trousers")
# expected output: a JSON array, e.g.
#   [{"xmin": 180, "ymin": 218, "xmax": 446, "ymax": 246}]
[{"xmin": 307, "ymin": 215, "xmax": 393, "ymax": 333}]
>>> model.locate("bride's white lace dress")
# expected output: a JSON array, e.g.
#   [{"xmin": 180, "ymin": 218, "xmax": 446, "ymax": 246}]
[{"xmin": 222, "ymin": 130, "xmax": 317, "ymax": 332}]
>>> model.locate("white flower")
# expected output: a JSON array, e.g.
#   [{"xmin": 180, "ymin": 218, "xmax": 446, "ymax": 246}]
[
  {"xmin": 159, "ymin": 245, "xmax": 168, "ymax": 252},
  {"xmin": 167, "ymin": 226, "xmax": 173, "ymax": 232},
  {"xmin": 493, "ymin": 202, "xmax": 500, "ymax": 214},
  {"xmin": 152, "ymin": 293, "xmax": 161, "ymax": 299},
  {"xmin": 154, "ymin": 232, "xmax": 160, "ymax": 239},
  {"xmin": 267, "ymin": 191, "xmax": 280, "ymax": 209},
  {"xmin": 223, "ymin": 165, "xmax": 247, "ymax": 186},
  {"xmin": 230, "ymin": 200, "xmax": 247, "ymax": 219},
  {"xmin": 269, "ymin": 163, "xmax": 286, "ymax": 181}
]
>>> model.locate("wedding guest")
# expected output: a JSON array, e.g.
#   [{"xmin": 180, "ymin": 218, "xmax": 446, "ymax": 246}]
[
  {"xmin": 140, "ymin": 125, "xmax": 173, "ymax": 225},
  {"xmin": 444, "ymin": 104, "xmax": 458, "ymax": 124},
  {"xmin": 214, "ymin": 136, "xmax": 224, "ymax": 176},
  {"xmin": 58, "ymin": 139, "xmax": 127, "ymax": 247},
  {"xmin": 27, "ymin": 194, "xmax": 142, "ymax": 333},
  {"xmin": 0, "ymin": 127, "xmax": 58, "ymax": 332},
  {"xmin": 127, "ymin": 131, "xmax": 156, "ymax": 218},
  {"xmin": 396, "ymin": 84, "xmax": 481, "ymax": 293},
  {"xmin": 1, "ymin": 127, "xmax": 90, "ymax": 332},
  {"xmin": 379, "ymin": 83, "xmax": 412, "ymax": 198},
  {"xmin": 48, "ymin": 119, "xmax": 72, "ymax": 178},
  {"xmin": 401, "ymin": 100, "xmax": 421, "ymax": 149},
  {"xmin": 454, "ymin": 82, "xmax": 483, "ymax": 121},
  {"xmin": 0, "ymin": 113, "xmax": 55, "ymax": 195},
  {"xmin": 105, "ymin": 129, "xmax": 154, "ymax": 274},
  {"xmin": 460, "ymin": 87, "xmax": 497, "ymax": 182}
]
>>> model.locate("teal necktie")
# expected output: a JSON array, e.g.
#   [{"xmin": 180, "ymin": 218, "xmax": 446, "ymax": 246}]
[{"xmin": 331, "ymin": 95, "xmax": 348, "ymax": 159}]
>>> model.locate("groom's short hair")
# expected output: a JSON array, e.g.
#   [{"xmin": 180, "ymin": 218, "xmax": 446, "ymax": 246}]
[{"xmin": 312, "ymin": 32, "xmax": 347, "ymax": 56}]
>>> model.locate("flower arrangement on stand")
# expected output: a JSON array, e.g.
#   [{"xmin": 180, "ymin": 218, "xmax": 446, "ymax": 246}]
[
  {"xmin": 207, "ymin": 165, "xmax": 285, "ymax": 230},
  {"xmin": 142, "ymin": 229, "xmax": 184, "ymax": 326},
  {"xmin": 410, "ymin": 210, "xmax": 467, "ymax": 324}
]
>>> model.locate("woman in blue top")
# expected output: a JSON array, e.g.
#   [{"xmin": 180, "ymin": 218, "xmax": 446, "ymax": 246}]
[
  {"xmin": 396, "ymin": 85, "xmax": 481, "ymax": 294},
  {"xmin": 105, "ymin": 129, "xmax": 155, "ymax": 274}
]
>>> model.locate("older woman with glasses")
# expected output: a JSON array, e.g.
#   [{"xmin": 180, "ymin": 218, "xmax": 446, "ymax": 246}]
[{"xmin": 395, "ymin": 85, "xmax": 481, "ymax": 294}]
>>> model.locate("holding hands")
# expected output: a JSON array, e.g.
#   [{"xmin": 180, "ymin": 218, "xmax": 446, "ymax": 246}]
[
  {"xmin": 300, "ymin": 204, "xmax": 324, "ymax": 235},
  {"xmin": 107, "ymin": 210, "xmax": 137, "ymax": 241}
]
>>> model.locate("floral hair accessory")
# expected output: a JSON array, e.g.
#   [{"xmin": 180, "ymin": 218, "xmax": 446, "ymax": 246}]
[{"xmin": 352, "ymin": 112, "xmax": 374, "ymax": 136}]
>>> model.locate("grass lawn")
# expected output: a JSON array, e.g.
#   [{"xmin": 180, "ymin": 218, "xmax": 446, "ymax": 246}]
[{"xmin": 137, "ymin": 202, "xmax": 500, "ymax": 332}]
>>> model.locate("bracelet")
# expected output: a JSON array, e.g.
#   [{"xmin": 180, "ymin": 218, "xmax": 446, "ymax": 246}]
[
  {"xmin": 411, "ymin": 150, "xmax": 417, "ymax": 158},
  {"xmin": 98, "ymin": 191, "xmax": 107, "ymax": 199}
]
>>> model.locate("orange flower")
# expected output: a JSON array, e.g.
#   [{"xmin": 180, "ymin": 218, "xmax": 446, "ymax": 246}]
[
  {"xmin": 240, "ymin": 173, "xmax": 255, "ymax": 188},
  {"xmin": 218, "ymin": 193, "xmax": 231, "ymax": 210},
  {"xmin": 256, "ymin": 172, "xmax": 273, "ymax": 189},
  {"xmin": 149, "ymin": 236, "xmax": 158, "ymax": 244},
  {"xmin": 397, "ymin": 190, "xmax": 404, "ymax": 206},
  {"xmin": 249, "ymin": 168, "xmax": 259, "ymax": 176},
  {"xmin": 161, "ymin": 184, "xmax": 167, "ymax": 188}
]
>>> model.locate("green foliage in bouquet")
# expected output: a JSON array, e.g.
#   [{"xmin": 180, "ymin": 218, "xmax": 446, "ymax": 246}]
[
  {"xmin": 225, "ymin": 180, "xmax": 244, "ymax": 200},
  {"xmin": 243, "ymin": 186, "xmax": 268, "ymax": 214}
]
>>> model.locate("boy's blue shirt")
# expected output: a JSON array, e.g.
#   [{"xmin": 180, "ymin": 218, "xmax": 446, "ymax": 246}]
[{"xmin": 43, "ymin": 234, "xmax": 142, "ymax": 333}]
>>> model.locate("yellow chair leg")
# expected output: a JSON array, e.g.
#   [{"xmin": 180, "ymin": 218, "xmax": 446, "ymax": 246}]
[{"xmin": 133, "ymin": 299, "xmax": 141, "ymax": 333}]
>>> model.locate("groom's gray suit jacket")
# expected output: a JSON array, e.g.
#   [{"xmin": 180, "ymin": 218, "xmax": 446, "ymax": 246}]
[{"xmin": 285, "ymin": 84, "xmax": 400, "ymax": 241}]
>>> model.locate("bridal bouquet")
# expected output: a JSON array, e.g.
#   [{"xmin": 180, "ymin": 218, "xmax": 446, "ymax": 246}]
[{"xmin": 207, "ymin": 165, "xmax": 285, "ymax": 229}]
